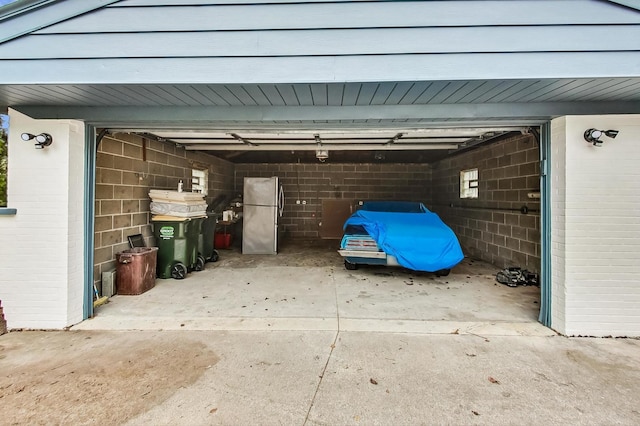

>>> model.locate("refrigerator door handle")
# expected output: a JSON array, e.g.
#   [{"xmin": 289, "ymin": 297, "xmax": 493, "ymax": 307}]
[{"xmin": 278, "ymin": 185, "xmax": 285, "ymax": 217}]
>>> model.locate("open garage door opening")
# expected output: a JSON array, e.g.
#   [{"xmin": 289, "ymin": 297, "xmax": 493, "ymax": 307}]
[{"xmin": 85, "ymin": 124, "xmax": 546, "ymax": 333}]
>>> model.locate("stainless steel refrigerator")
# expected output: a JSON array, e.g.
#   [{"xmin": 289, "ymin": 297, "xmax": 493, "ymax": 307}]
[{"xmin": 242, "ymin": 177, "xmax": 284, "ymax": 254}]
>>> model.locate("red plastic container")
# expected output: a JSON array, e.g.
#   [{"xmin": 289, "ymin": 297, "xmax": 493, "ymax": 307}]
[
  {"xmin": 115, "ymin": 247, "xmax": 158, "ymax": 295},
  {"xmin": 215, "ymin": 233, "xmax": 232, "ymax": 249}
]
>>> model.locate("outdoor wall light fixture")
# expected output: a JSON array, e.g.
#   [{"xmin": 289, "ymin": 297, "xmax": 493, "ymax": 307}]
[
  {"xmin": 21, "ymin": 132, "xmax": 53, "ymax": 149},
  {"xmin": 583, "ymin": 128, "xmax": 618, "ymax": 147}
]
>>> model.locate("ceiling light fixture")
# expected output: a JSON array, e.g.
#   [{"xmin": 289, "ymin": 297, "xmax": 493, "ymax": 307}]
[
  {"xmin": 316, "ymin": 147, "xmax": 329, "ymax": 162},
  {"xmin": 314, "ymin": 134, "xmax": 328, "ymax": 162}
]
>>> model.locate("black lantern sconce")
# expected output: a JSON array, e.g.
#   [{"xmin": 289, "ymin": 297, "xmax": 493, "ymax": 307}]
[
  {"xmin": 583, "ymin": 128, "xmax": 619, "ymax": 147},
  {"xmin": 21, "ymin": 132, "xmax": 53, "ymax": 149}
]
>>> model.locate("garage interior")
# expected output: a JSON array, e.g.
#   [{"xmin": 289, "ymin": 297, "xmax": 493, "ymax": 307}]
[{"xmin": 86, "ymin": 120, "xmax": 544, "ymax": 332}]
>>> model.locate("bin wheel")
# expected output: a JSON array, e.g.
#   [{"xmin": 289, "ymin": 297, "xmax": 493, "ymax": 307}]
[
  {"xmin": 210, "ymin": 250, "xmax": 219, "ymax": 263},
  {"xmin": 195, "ymin": 255, "xmax": 206, "ymax": 272},
  {"xmin": 171, "ymin": 263, "xmax": 188, "ymax": 280},
  {"xmin": 435, "ymin": 268, "xmax": 450, "ymax": 277},
  {"xmin": 344, "ymin": 260, "xmax": 358, "ymax": 270}
]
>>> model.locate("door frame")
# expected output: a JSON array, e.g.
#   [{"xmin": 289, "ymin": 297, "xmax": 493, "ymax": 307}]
[
  {"xmin": 538, "ymin": 122, "xmax": 552, "ymax": 327},
  {"xmin": 83, "ymin": 124, "xmax": 97, "ymax": 319}
]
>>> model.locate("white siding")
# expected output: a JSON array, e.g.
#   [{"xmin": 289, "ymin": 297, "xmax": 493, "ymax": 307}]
[
  {"xmin": 1, "ymin": 0, "xmax": 639, "ymax": 84},
  {"xmin": 9, "ymin": 26, "xmax": 640, "ymax": 59},
  {"xmin": 38, "ymin": 1, "xmax": 640, "ymax": 33},
  {"xmin": 551, "ymin": 115, "xmax": 640, "ymax": 336},
  {"xmin": 0, "ymin": 110, "xmax": 86, "ymax": 329}
]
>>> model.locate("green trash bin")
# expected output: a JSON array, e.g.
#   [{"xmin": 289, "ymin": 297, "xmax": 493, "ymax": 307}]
[
  {"xmin": 198, "ymin": 212, "xmax": 220, "ymax": 263},
  {"xmin": 153, "ymin": 217, "xmax": 205, "ymax": 279}
]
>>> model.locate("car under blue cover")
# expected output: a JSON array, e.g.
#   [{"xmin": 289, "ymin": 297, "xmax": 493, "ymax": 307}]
[{"xmin": 339, "ymin": 201, "xmax": 464, "ymax": 274}]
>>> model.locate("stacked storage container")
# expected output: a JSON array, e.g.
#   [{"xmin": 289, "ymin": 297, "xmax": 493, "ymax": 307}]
[{"xmin": 149, "ymin": 190, "xmax": 215, "ymax": 279}]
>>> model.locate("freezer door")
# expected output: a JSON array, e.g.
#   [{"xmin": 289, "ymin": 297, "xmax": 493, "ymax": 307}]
[{"xmin": 244, "ymin": 177, "xmax": 278, "ymax": 206}]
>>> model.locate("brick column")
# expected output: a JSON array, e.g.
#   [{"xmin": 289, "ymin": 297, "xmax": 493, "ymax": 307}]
[
  {"xmin": 0, "ymin": 109, "xmax": 86, "ymax": 329},
  {"xmin": 0, "ymin": 300, "xmax": 7, "ymax": 335}
]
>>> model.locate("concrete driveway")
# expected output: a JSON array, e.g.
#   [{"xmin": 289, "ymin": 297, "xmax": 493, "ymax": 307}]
[
  {"xmin": 1, "ymin": 329, "xmax": 639, "ymax": 425},
  {"xmin": 3, "ymin": 242, "xmax": 638, "ymax": 424}
]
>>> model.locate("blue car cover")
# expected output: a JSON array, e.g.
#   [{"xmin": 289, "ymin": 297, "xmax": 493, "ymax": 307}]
[{"xmin": 344, "ymin": 205, "xmax": 464, "ymax": 272}]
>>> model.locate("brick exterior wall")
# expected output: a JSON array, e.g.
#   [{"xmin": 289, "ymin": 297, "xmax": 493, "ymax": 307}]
[
  {"xmin": 431, "ymin": 133, "xmax": 541, "ymax": 272},
  {"xmin": 551, "ymin": 118, "xmax": 568, "ymax": 333},
  {"xmin": 94, "ymin": 132, "xmax": 235, "ymax": 288},
  {"xmin": 551, "ymin": 115, "xmax": 640, "ymax": 337},
  {"xmin": 0, "ymin": 300, "xmax": 6, "ymax": 335},
  {"xmin": 235, "ymin": 163, "xmax": 432, "ymax": 239},
  {"xmin": 0, "ymin": 110, "xmax": 87, "ymax": 329}
]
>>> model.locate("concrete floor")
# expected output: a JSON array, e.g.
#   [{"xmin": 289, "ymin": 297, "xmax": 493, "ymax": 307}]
[{"xmin": 77, "ymin": 239, "xmax": 549, "ymax": 336}]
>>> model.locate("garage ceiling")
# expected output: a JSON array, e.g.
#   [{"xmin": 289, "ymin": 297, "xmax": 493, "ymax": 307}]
[
  {"xmin": 135, "ymin": 127, "xmax": 523, "ymax": 163},
  {"xmin": 153, "ymin": 128, "xmax": 521, "ymax": 150}
]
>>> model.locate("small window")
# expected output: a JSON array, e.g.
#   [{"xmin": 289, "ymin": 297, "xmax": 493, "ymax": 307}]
[
  {"xmin": 460, "ymin": 168, "xmax": 478, "ymax": 199},
  {"xmin": 191, "ymin": 168, "xmax": 208, "ymax": 195}
]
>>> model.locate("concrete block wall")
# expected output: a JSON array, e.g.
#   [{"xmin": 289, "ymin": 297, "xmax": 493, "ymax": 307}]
[
  {"xmin": 551, "ymin": 115, "xmax": 640, "ymax": 337},
  {"xmin": 94, "ymin": 132, "xmax": 234, "ymax": 289},
  {"xmin": 235, "ymin": 163, "xmax": 432, "ymax": 239},
  {"xmin": 431, "ymin": 133, "xmax": 541, "ymax": 272}
]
